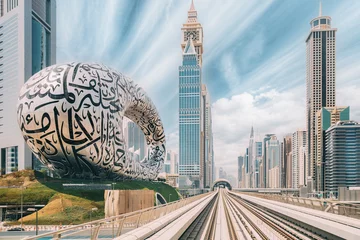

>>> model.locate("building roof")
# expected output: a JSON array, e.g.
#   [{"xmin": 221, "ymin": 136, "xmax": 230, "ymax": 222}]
[
  {"xmin": 183, "ymin": 37, "xmax": 196, "ymax": 55},
  {"xmin": 189, "ymin": 0, "xmax": 196, "ymax": 11}
]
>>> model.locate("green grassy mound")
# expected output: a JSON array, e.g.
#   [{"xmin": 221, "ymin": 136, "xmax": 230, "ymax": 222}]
[{"xmin": 0, "ymin": 170, "xmax": 180, "ymax": 225}]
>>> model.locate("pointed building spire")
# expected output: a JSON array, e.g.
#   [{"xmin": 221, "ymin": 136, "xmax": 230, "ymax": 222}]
[
  {"xmin": 184, "ymin": 37, "xmax": 196, "ymax": 54},
  {"xmin": 189, "ymin": 0, "xmax": 196, "ymax": 11},
  {"xmin": 319, "ymin": 0, "xmax": 322, "ymax": 16},
  {"xmin": 187, "ymin": 0, "xmax": 198, "ymax": 23},
  {"xmin": 250, "ymin": 126, "xmax": 254, "ymax": 138}
]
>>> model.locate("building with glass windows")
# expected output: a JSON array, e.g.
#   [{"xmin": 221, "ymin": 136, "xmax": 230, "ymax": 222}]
[
  {"xmin": 292, "ymin": 131, "xmax": 307, "ymax": 188},
  {"xmin": 306, "ymin": 5, "xmax": 337, "ymax": 191},
  {"xmin": 237, "ymin": 156, "xmax": 244, "ymax": 188},
  {"xmin": 179, "ymin": 36, "xmax": 202, "ymax": 188},
  {"xmin": 247, "ymin": 127, "xmax": 255, "ymax": 188},
  {"xmin": 179, "ymin": 1, "xmax": 213, "ymax": 189},
  {"xmin": 124, "ymin": 120, "xmax": 147, "ymax": 161},
  {"xmin": 255, "ymin": 141, "xmax": 262, "ymax": 188},
  {"xmin": 282, "ymin": 134, "xmax": 292, "ymax": 188},
  {"xmin": 266, "ymin": 135, "xmax": 280, "ymax": 188},
  {"xmin": 262, "ymin": 134, "xmax": 275, "ymax": 187},
  {"xmin": 202, "ymin": 84, "xmax": 213, "ymax": 188},
  {"xmin": 0, "ymin": 0, "xmax": 56, "ymax": 174},
  {"xmin": 316, "ymin": 107, "xmax": 349, "ymax": 192},
  {"xmin": 325, "ymin": 121, "xmax": 360, "ymax": 196}
]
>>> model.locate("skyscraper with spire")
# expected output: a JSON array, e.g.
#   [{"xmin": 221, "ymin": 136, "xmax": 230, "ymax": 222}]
[
  {"xmin": 181, "ymin": 0, "xmax": 203, "ymax": 66},
  {"xmin": 248, "ymin": 127, "xmax": 255, "ymax": 188},
  {"xmin": 179, "ymin": 1, "xmax": 213, "ymax": 189},
  {"xmin": 306, "ymin": 3, "xmax": 337, "ymax": 191}
]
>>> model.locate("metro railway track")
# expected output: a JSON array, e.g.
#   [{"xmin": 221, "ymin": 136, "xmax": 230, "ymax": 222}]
[
  {"xmin": 229, "ymin": 193, "xmax": 300, "ymax": 240},
  {"xmin": 221, "ymin": 192, "xmax": 238, "ymax": 240},
  {"xmin": 228, "ymin": 192, "xmax": 327, "ymax": 240},
  {"xmin": 179, "ymin": 192, "xmax": 218, "ymax": 240},
  {"xmin": 241, "ymin": 197, "xmax": 323, "ymax": 240},
  {"xmin": 148, "ymin": 188, "xmax": 344, "ymax": 239}
]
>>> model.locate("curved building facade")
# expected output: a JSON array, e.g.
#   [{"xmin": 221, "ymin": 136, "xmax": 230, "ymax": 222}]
[{"xmin": 17, "ymin": 62, "xmax": 166, "ymax": 180}]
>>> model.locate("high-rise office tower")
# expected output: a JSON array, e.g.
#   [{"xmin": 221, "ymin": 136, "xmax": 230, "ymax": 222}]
[
  {"xmin": 325, "ymin": 121, "xmax": 360, "ymax": 196},
  {"xmin": 179, "ymin": 37, "xmax": 201, "ymax": 188},
  {"xmin": 292, "ymin": 131, "xmax": 307, "ymax": 188},
  {"xmin": 0, "ymin": 1, "xmax": 56, "ymax": 174},
  {"xmin": 201, "ymin": 84, "xmax": 213, "ymax": 188},
  {"xmin": 248, "ymin": 127, "xmax": 255, "ymax": 188},
  {"xmin": 167, "ymin": 150, "xmax": 178, "ymax": 175},
  {"xmin": 125, "ymin": 121, "xmax": 147, "ymax": 161},
  {"xmin": 266, "ymin": 135, "xmax": 280, "ymax": 188},
  {"xmin": 315, "ymin": 107, "xmax": 349, "ymax": 191},
  {"xmin": 179, "ymin": 1, "xmax": 205, "ymax": 188},
  {"xmin": 237, "ymin": 156, "xmax": 244, "ymax": 188},
  {"xmin": 306, "ymin": 4, "xmax": 337, "ymax": 190},
  {"xmin": 282, "ymin": 134, "xmax": 292, "ymax": 188},
  {"xmin": 262, "ymin": 134, "xmax": 275, "ymax": 187},
  {"xmin": 255, "ymin": 141, "xmax": 262, "ymax": 188}
]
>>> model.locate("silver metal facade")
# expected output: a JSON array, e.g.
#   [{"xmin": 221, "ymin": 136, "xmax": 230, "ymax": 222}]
[{"xmin": 17, "ymin": 63, "xmax": 166, "ymax": 180}]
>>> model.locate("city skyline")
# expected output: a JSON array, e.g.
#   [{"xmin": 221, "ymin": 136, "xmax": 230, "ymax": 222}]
[{"xmin": 56, "ymin": 0, "xmax": 360, "ymax": 177}]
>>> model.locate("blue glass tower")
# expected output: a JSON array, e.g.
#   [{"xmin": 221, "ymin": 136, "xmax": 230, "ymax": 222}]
[{"xmin": 179, "ymin": 38, "xmax": 201, "ymax": 188}]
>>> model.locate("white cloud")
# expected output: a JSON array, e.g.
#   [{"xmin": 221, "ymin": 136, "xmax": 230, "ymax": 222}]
[
  {"xmin": 213, "ymin": 82, "xmax": 360, "ymax": 179},
  {"xmin": 212, "ymin": 86, "xmax": 305, "ymax": 178}
]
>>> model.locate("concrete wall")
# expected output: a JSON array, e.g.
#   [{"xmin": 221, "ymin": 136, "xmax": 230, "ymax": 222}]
[
  {"xmin": 104, "ymin": 190, "xmax": 154, "ymax": 217},
  {"xmin": 339, "ymin": 187, "xmax": 360, "ymax": 201}
]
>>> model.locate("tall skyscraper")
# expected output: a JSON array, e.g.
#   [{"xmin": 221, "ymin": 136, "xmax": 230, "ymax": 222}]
[
  {"xmin": 306, "ymin": 4, "xmax": 337, "ymax": 190},
  {"xmin": 266, "ymin": 135, "xmax": 280, "ymax": 188},
  {"xmin": 125, "ymin": 121, "xmax": 147, "ymax": 161},
  {"xmin": 248, "ymin": 127, "xmax": 255, "ymax": 188},
  {"xmin": 315, "ymin": 107, "xmax": 349, "ymax": 191},
  {"xmin": 237, "ymin": 156, "xmax": 244, "ymax": 188},
  {"xmin": 179, "ymin": 37, "xmax": 201, "ymax": 188},
  {"xmin": 0, "ymin": 1, "xmax": 56, "ymax": 174},
  {"xmin": 292, "ymin": 130, "xmax": 307, "ymax": 188},
  {"xmin": 179, "ymin": 1, "xmax": 212, "ymax": 188},
  {"xmin": 168, "ymin": 150, "xmax": 178, "ymax": 175},
  {"xmin": 282, "ymin": 134, "xmax": 292, "ymax": 188},
  {"xmin": 262, "ymin": 134, "xmax": 275, "ymax": 187},
  {"xmin": 255, "ymin": 141, "xmax": 262, "ymax": 188},
  {"xmin": 325, "ymin": 121, "xmax": 360, "ymax": 196},
  {"xmin": 202, "ymin": 84, "xmax": 213, "ymax": 188}
]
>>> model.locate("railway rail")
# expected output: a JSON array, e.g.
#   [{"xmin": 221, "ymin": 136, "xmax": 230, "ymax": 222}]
[{"xmin": 25, "ymin": 188, "xmax": 360, "ymax": 240}]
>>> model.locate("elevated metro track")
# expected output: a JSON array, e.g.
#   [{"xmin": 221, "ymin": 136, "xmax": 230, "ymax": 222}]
[
  {"xmin": 120, "ymin": 189, "xmax": 360, "ymax": 240},
  {"xmin": 24, "ymin": 189, "xmax": 360, "ymax": 240}
]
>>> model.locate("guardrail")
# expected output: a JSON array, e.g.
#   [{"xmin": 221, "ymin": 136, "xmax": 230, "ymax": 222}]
[
  {"xmin": 241, "ymin": 193, "xmax": 360, "ymax": 219},
  {"xmin": 24, "ymin": 192, "xmax": 211, "ymax": 240}
]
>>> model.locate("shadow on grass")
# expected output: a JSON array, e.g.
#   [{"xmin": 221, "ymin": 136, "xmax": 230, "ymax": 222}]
[{"xmin": 34, "ymin": 171, "xmax": 180, "ymax": 203}]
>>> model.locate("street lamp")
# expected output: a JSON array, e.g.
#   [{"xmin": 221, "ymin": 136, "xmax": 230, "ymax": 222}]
[
  {"xmin": 20, "ymin": 183, "xmax": 25, "ymax": 228},
  {"xmin": 168, "ymin": 194, "xmax": 172, "ymax": 203},
  {"xmin": 90, "ymin": 207, "xmax": 98, "ymax": 239},
  {"xmin": 111, "ymin": 183, "xmax": 116, "ymax": 238},
  {"xmin": 27, "ymin": 208, "xmax": 38, "ymax": 235}
]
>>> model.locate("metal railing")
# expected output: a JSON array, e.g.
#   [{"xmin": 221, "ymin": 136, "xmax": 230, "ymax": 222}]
[
  {"xmin": 241, "ymin": 193, "xmax": 360, "ymax": 219},
  {"xmin": 24, "ymin": 192, "xmax": 211, "ymax": 240}
]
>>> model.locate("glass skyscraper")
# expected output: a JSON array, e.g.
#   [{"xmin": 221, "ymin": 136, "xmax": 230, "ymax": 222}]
[
  {"xmin": 262, "ymin": 134, "xmax": 275, "ymax": 187},
  {"xmin": 325, "ymin": 121, "xmax": 360, "ymax": 196},
  {"xmin": 0, "ymin": 0, "xmax": 56, "ymax": 174},
  {"xmin": 306, "ymin": 5, "xmax": 337, "ymax": 190},
  {"xmin": 179, "ymin": 1, "xmax": 213, "ymax": 189},
  {"xmin": 315, "ymin": 107, "xmax": 349, "ymax": 192},
  {"xmin": 179, "ymin": 38, "xmax": 201, "ymax": 187}
]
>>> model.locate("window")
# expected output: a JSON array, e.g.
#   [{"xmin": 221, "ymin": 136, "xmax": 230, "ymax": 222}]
[
  {"xmin": 314, "ymin": 20, "xmax": 319, "ymax": 26},
  {"xmin": 32, "ymin": 18, "xmax": 50, "ymax": 74}
]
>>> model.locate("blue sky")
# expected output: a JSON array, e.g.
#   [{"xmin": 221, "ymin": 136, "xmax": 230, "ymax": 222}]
[{"xmin": 57, "ymin": 0, "xmax": 360, "ymax": 178}]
